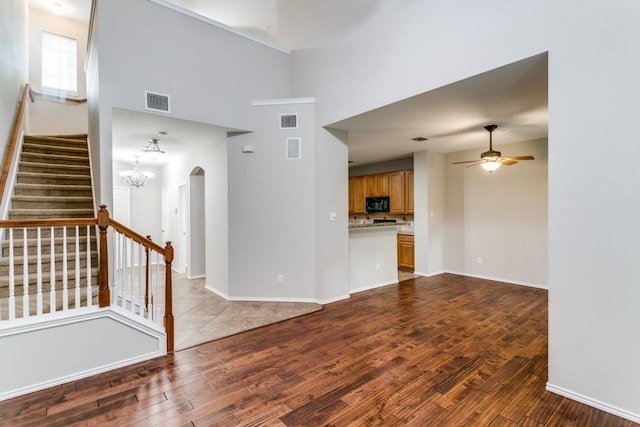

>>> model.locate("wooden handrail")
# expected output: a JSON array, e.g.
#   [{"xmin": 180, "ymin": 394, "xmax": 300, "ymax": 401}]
[
  {"xmin": 0, "ymin": 218, "xmax": 96, "ymax": 228},
  {"xmin": 0, "ymin": 83, "xmax": 31, "ymax": 204},
  {"xmin": 108, "ymin": 217, "xmax": 166, "ymax": 253}
]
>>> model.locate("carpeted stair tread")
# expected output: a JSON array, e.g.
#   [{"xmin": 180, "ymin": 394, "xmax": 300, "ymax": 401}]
[
  {"xmin": 22, "ymin": 143, "xmax": 88, "ymax": 156},
  {"xmin": 23, "ymin": 135, "xmax": 89, "ymax": 147},
  {"xmin": 18, "ymin": 162, "xmax": 90, "ymax": 175},
  {"xmin": 16, "ymin": 172, "xmax": 92, "ymax": 184},
  {"xmin": 9, "ymin": 208, "xmax": 95, "ymax": 219},
  {"xmin": 20, "ymin": 152, "xmax": 89, "ymax": 166}
]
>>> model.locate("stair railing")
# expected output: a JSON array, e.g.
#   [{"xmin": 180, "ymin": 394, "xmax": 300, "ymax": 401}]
[
  {"xmin": 0, "ymin": 205, "xmax": 175, "ymax": 352},
  {"xmin": 0, "ymin": 83, "xmax": 32, "ymax": 209}
]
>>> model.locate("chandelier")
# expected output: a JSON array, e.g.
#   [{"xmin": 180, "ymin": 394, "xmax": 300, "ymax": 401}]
[{"xmin": 119, "ymin": 157, "xmax": 154, "ymax": 188}]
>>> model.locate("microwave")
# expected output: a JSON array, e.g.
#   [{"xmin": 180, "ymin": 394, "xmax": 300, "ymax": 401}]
[{"xmin": 365, "ymin": 196, "xmax": 390, "ymax": 212}]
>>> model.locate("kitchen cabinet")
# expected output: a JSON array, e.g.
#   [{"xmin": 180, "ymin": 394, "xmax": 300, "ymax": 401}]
[
  {"xmin": 349, "ymin": 176, "xmax": 367, "ymax": 214},
  {"xmin": 365, "ymin": 173, "xmax": 389, "ymax": 197},
  {"xmin": 397, "ymin": 234, "xmax": 415, "ymax": 271},
  {"xmin": 389, "ymin": 171, "xmax": 405, "ymax": 213},
  {"xmin": 405, "ymin": 169, "xmax": 414, "ymax": 214}
]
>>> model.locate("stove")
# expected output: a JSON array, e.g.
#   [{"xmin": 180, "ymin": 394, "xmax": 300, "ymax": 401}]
[{"xmin": 372, "ymin": 219, "xmax": 397, "ymax": 224}]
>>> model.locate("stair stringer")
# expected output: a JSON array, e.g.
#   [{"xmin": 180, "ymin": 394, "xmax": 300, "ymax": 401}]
[{"xmin": 0, "ymin": 306, "xmax": 166, "ymax": 401}]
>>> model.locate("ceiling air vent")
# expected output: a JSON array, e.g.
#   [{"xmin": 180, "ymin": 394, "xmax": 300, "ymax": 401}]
[
  {"xmin": 286, "ymin": 138, "xmax": 301, "ymax": 159},
  {"xmin": 280, "ymin": 113, "xmax": 298, "ymax": 129},
  {"xmin": 145, "ymin": 91, "xmax": 171, "ymax": 113}
]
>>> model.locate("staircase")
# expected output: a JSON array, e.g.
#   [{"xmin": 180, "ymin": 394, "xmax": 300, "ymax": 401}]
[{"xmin": 0, "ymin": 134, "xmax": 98, "ymax": 317}]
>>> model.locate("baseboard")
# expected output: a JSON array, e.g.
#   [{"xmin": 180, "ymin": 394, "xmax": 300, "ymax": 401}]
[
  {"xmin": 413, "ymin": 270, "xmax": 446, "ymax": 278},
  {"xmin": 187, "ymin": 274, "xmax": 206, "ymax": 280},
  {"xmin": 546, "ymin": 382, "xmax": 640, "ymax": 424},
  {"xmin": 205, "ymin": 285, "xmax": 229, "ymax": 300},
  {"xmin": 444, "ymin": 270, "xmax": 548, "ymax": 290},
  {"xmin": 204, "ymin": 284, "xmax": 348, "ymax": 305},
  {"xmin": 350, "ymin": 279, "xmax": 398, "ymax": 295}
]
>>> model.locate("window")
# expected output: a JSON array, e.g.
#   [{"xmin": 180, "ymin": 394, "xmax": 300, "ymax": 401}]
[{"xmin": 41, "ymin": 31, "xmax": 77, "ymax": 93}]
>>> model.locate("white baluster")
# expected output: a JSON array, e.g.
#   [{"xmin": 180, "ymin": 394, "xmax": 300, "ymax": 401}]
[
  {"xmin": 36, "ymin": 227, "xmax": 43, "ymax": 315},
  {"xmin": 138, "ymin": 243, "xmax": 144, "ymax": 316},
  {"xmin": 62, "ymin": 226, "xmax": 68, "ymax": 311},
  {"xmin": 22, "ymin": 227, "xmax": 29, "ymax": 318},
  {"xmin": 75, "ymin": 225, "xmax": 80, "ymax": 308},
  {"xmin": 50, "ymin": 226, "xmax": 56, "ymax": 313},
  {"xmin": 129, "ymin": 238, "xmax": 135, "ymax": 313},
  {"xmin": 86, "ymin": 225, "xmax": 92, "ymax": 307},
  {"xmin": 8, "ymin": 228, "xmax": 15, "ymax": 320},
  {"xmin": 155, "ymin": 253, "xmax": 160, "ymax": 323},
  {"xmin": 121, "ymin": 234, "xmax": 128, "ymax": 309},
  {"xmin": 147, "ymin": 254, "xmax": 153, "ymax": 321}
]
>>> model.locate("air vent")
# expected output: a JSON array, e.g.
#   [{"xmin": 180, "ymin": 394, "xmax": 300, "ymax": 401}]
[
  {"xmin": 280, "ymin": 113, "xmax": 298, "ymax": 129},
  {"xmin": 286, "ymin": 138, "xmax": 301, "ymax": 159},
  {"xmin": 145, "ymin": 91, "xmax": 170, "ymax": 113}
]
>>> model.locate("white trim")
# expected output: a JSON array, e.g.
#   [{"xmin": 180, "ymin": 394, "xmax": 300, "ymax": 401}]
[
  {"xmin": 205, "ymin": 284, "xmax": 230, "ymax": 299},
  {"xmin": 187, "ymin": 273, "xmax": 206, "ymax": 280},
  {"xmin": 252, "ymin": 97, "xmax": 316, "ymax": 106},
  {"xmin": 204, "ymin": 284, "xmax": 349, "ymax": 305},
  {"xmin": 413, "ymin": 270, "xmax": 447, "ymax": 278},
  {"xmin": 440, "ymin": 270, "xmax": 548, "ymax": 290},
  {"xmin": 148, "ymin": 0, "xmax": 290, "ymax": 54},
  {"xmin": 350, "ymin": 279, "xmax": 398, "ymax": 295},
  {"xmin": 546, "ymin": 383, "xmax": 640, "ymax": 424}
]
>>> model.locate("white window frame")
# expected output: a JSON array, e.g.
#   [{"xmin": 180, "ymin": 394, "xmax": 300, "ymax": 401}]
[{"xmin": 41, "ymin": 31, "xmax": 78, "ymax": 95}]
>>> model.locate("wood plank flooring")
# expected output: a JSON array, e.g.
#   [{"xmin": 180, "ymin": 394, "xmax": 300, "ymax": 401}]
[{"xmin": 1, "ymin": 274, "xmax": 637, "ymax": 426}]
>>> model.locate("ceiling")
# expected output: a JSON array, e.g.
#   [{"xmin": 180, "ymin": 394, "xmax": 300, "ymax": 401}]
[{"xmin": 30, "ymin": 0, "xmax": 548, "ymax": 168}]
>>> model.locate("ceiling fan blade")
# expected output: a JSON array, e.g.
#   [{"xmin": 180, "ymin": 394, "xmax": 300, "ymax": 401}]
[
  {"xmin": 452, "ymin": 160, "xmax": 481, "ymax": 164},
  {"xmin": 504, "ymin": 155, "xmax": 535, "ymax": 161},
  {"xmin": 465, "ymin": 163, "xmax": 480, "ymax": 168},
  {"xmin": 501, "ymin": 159, "xmax": 518, "ymax": 166}
]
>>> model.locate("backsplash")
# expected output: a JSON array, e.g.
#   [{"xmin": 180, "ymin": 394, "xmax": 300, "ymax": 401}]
[{"xmin": 350, "ymin": 212, "xmax": 414, "ymax": 225}]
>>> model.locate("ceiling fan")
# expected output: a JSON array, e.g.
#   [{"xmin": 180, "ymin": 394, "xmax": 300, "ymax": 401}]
[{"xmin": 452, "ymin": 125, "xmax": 535, "ymax": 172}]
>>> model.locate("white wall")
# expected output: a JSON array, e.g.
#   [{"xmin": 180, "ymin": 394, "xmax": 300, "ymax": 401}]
[
  {"xmin": 288, "ymin": 0, "xmax": 640, "ymax": 420},
  {"xmin": 188, "ymin": 173, "xmax": 206, "ymax": 278},
  {"xmin": 0, "ymin": 0, "xmax": 29, "ymax": 150},
  {"xmin": 228, "ymin": 100, "xmax": 316, "ymax": 300},
  {"xmin": 92, "ymin": 0, "xmax": 290, "ymax": 209},
  {"xmin": 414, "ymin": 150, "xmax": 446, "ymax": 277},
  {"xmin": 160, "ymin": 126, "xmax": 229, "ymax": 295},
  {"xmin": 445, "ymin": 139, "xmax": 548, "ymax": 287},
  {"xmin": 28, "ymin": 8, "xmax": 88, "ymax": 135}
]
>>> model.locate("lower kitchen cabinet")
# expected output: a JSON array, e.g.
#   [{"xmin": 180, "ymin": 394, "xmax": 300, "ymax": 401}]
[{"xmin": 397, "ymin": 234, "xmax": 414, "ymax": 271}]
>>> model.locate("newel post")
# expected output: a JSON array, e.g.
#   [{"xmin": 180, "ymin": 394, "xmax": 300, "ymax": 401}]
[
  {"xmin": 164, "ymin": 241, "xmax": 174, "ymax": 353},
  {"xmin": 97, "ymin": 205, "xmax": 110, "ymax": 307}
]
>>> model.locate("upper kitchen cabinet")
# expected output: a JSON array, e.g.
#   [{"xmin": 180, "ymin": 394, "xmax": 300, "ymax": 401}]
[
  {"xmin": 365, "ymin": 173, "xmax": 389, "ymax": 197},
  {"xmin": 405, "ymin": 169, "xmax": 414, "ymax": 214},
  {"xmin": 349, "ymin": 175, "xmax": 367, "ymax": 214},
  {"xmin": 390, "ymin": 170, "xmax": 413, "ymax": 214},
  {"xmin": 389, "ymin": 171, "xmax": 405, "ymax": 213}
]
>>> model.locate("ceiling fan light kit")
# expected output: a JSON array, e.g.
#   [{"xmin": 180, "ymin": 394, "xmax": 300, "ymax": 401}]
[{"xmin": 452, "ymin": 124, "xmax": 535, "ymax": 173}]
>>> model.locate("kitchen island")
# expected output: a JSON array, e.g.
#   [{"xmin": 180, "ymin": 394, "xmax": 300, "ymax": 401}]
[{"xmin": 349, "ymin": 224, "xmax": 399, "ymax": 293}]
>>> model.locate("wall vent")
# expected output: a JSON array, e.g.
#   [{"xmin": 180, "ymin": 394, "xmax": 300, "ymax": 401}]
[
  {"xmin": 280, "ymin": 113, "xmax": 298, "ymax": 129},
  {"xmin": 145, "ymin": 91, "xmax": 171, "ymax": 113},
  {"xmin": 286, "ymin": 138, "xmax": 301, "ymax": 159}
]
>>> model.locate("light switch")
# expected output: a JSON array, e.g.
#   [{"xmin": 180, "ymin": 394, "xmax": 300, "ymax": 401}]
[
  {"xmin": 242, "ymin": 144, "xmax": 254, "ymax": 153},
  {"xmin": 329, "ymin": 212, "xmax": 337, "ymax": 221}
]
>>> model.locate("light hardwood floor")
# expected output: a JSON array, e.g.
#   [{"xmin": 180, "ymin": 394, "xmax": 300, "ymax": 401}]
[{"xmin": 2, "ymin": 274, "xmax": 637, "ymax": 426}]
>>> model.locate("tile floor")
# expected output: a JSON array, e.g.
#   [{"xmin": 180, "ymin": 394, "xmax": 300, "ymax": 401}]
[{"xmin": 173, "ymin": 270, "xmax": 418, "ymax": 350}]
